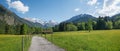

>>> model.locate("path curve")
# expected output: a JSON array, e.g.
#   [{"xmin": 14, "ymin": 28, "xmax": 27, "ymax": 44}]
[{"xmin": 29, "ymin": 36, "xmax": 65, "ymax": 51}]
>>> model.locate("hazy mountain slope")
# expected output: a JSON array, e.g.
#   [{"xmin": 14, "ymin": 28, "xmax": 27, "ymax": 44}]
[
  {"xmin": 65, "ymin": 14, "xmax": 96, "ymax": 23},
  {"xmin": 0, "ymin": 4, "xmax": 42, "ymax": 27},
  {"xmin": 111, "ymin": 13, "xmax": 120, "ymax": 21}
]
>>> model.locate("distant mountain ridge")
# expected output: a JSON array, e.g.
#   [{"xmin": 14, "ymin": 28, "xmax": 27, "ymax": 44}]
[
  {"xmin": 24, "ymin": 18, "xmax": 58, "ymax": 27},
  {"xmin": 64, "ymin": 13, "xmax": 120, "ymax": 23},
  {"xmin": 111, "ymin": 13, "xmax": 120, "ymax": 21},
  {"xmin": 64, "ymin": 14, "xmax": 96, "ymax": 23}
]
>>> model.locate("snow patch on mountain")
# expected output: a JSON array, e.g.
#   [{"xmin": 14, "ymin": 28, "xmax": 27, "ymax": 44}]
[{"xmin": 24, "ymin": 17, "xmax": 58, "ymax": 27}]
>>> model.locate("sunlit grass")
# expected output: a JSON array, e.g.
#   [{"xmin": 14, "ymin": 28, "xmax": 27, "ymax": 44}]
[
  {"xmin": 45, "ymin": 30, "xmax": 120, "ymax": 51},
  {"xmin": 0, "ymin": 35, "xmax": 32, "ymax": 51}
]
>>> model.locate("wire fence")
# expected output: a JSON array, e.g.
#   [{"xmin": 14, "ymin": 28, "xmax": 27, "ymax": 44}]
[{"xmin": 22, "ymin": 35, "xmax": 32, "ymax": 51}]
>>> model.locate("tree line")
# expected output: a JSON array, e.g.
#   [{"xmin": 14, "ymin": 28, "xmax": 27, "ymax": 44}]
[
  {"xmin": 0, "ymin": 21, "xmax": 53, "ymax": 35},
  {"xmin": 0, "ymin": 16, "xmax": 120, "ymax": 34},
  {"xmin": 53, "ymin": 16, "xmax": 120, "ymax": 32}
]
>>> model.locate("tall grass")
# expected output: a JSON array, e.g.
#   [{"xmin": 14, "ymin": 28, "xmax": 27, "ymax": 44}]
[
  {"xmin": 0, "ymin": 35, "xmax": 32, "ymax": 51},
  {"xmin": 45, "ymin": 30, "xmax": 120, "ymax": 51}
]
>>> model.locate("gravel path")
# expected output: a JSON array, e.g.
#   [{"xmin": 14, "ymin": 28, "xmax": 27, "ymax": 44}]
[{"xmin": 29, "ymin": 36, "xmax": 65, "ymax": 51}]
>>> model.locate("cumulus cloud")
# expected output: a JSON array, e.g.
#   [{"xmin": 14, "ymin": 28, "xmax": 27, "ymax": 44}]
[
  {"xmin": 6, "ymin": 0, "xmax": 11, "ymax": 2},
  {"xmin": 74, "ymin": 8, "xmax": 80, "ymax": 12},
  {"xmin": 6, "ymin": 0, "xmax": 29, "ymax": 14},
  {"xmin": 97, "ymin": 0, "xmax": 120, "ymax": 16},
  {"xmin": 95, "ymin": 6, "xmax": 98, "ymax": 9},
  {"xmin": 87, "ymin": 0, "xmax": 97, "ymax": 5}
]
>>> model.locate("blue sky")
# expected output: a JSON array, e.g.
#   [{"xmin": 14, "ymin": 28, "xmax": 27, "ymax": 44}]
[{"xmin": 1, "ymin": 0, "xmax": 120, "ymax": 23}]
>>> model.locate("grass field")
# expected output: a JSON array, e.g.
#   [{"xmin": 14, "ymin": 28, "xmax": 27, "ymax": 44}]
[
  {"xmin": 44, "ymin": 30, "xmax": 120, "ymax": 51},
  {"xmin": 0, "ymin": 35, "xmax": 32, "ymax": 51}
]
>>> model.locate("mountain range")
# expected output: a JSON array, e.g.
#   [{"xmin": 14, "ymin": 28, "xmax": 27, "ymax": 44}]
[
  {"xmin": 24, "ymin": 18, "xmax": 58, "ymax": 27},
  {"xmin": 65, "ymin": 14, "xmax": 96, "ymax": 23},
  {"xmin": 0, "ymin": 4, "xmax": 120, "ymax": 28},
  {"xmin": 64, "ymin": 13, "xmax": 120, "ymax": 23},
  {"xmin": 0, "ymin": 4, "xmax": 57, "ymax": 28}
]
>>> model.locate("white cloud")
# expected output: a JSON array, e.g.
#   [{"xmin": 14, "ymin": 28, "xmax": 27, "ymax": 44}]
[
  {"xmin": 96, "ymin": 2, "xmax": 100, "ymax": 5},
  {"xmin": 87, "ymin": 0, "xmax": 97, "ymax": 5},
  {"xmin": 74, "ymin": 8, "xmax": 80, "ymax": 12},
  {"xmin": 95, "ymin": 6, "xmax": 98, "ymax": 8},
  {"xmin": 6, "ymin": 0, "xmax": 11, "ymax": 2},
  {"xmin": 6, "ymin": 0, "xmax": 29, "ymax": 14},
  {"xmin": 97, "ymin": 0, "xmax": 120, "ymax": 16}
]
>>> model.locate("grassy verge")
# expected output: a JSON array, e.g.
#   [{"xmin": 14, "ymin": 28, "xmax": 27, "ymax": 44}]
[
  {"xmin": 0, "ymin": 35, "xmax": 32, "ymax": 51},
  {"xmin": 24, "ymin": 35, "xmax": 32, "ymax": 51},
  {"xmin": 44, "ymin": 30, "xmax": 120, "ymax": 51}
]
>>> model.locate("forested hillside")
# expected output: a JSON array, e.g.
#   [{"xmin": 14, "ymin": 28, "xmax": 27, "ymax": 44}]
[{"xmin": 53, "ymin": 15, "xmax": 120, "ymax": 32}]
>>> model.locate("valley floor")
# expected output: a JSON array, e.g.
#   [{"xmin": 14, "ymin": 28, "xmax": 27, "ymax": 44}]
[{"xmin": 44, "ymin": 30, "xmax": 120, "ymax": 51}]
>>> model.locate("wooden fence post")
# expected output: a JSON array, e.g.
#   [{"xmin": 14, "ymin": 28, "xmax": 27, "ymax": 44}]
[
  {"xmin": 22, "ymin": 36, "xmax": 24, "ymax": 51},
  {"xmin": 51, "ymin": 34, "xmax": 53, "ymax": 42},
  {"xmin": 45, "ymin": 33, "xmax": 46, "ymax": 39}
]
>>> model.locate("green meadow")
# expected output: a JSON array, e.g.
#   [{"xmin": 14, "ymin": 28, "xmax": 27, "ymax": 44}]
[
  {"xmin": 44, "ymin": 30, "xmax": 120, "ymax": 51},
  {"xmin": 0, "ymin": 35, "xmax": 31, "ymax": 51},
  {"xmin": 1, "ymin": 30, "xmax": 120, "ymax": 51}
]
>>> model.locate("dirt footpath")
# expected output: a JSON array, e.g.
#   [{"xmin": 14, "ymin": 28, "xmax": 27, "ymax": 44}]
[{"xmin": 29, "ymin": 36, "xmax": 65, "ymax": 51}]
